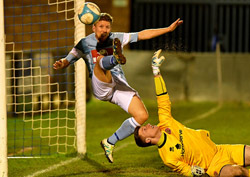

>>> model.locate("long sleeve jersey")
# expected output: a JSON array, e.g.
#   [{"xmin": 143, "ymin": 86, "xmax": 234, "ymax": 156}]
[
  {"xmin": 156, "ymin": 94, "xmax": 218, "ymax": 176},
  {"xmin": 65, "ymin": 32, "xmax": 138, "ymax": 79}
]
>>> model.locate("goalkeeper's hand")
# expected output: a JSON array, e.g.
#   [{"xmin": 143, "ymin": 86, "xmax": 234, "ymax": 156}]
[
  {"xmin": 152, "ymin": 49, "xmax": 165, "ymax": 76},
  {"xmin": 191, "ymin": 166, "xmax": 209, "ymax": 177}
]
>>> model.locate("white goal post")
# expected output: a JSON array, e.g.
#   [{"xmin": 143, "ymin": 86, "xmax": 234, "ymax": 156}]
[
  {"xmin": 0, "ymin": 0, "xmax": 8, "ymax": 176},
  {"xmin": 1, "ymin": 0, "xmax": 87, "ymax": 175},
  {"xmin": 74, "ymin": 0, "xmax": 87, "ymax": 156}
]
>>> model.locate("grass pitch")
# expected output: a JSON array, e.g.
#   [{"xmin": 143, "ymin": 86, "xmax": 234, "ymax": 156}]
[{"xmin": 8, "ymin": 99, "xmax": 250, "ymax": 177}]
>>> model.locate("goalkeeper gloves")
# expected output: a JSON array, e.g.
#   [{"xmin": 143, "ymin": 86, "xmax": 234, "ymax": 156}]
[
  {"xmin": 152, "ymin": 49, "xmax": 165, "ymax": 76},
  {"xmin": 191, "ymin": 166, "xmax": 206, "ymax": 177}
]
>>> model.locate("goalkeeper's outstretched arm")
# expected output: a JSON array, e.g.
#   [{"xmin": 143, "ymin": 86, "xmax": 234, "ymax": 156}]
[{"xmin": 152, "ymin": 49, "xmax": 167, "ymax": 96}]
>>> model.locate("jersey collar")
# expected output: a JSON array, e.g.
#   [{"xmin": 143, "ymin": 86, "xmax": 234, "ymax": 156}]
[{"xmin": 157, "ymin": 132, "xmax": 167, "ymax": 148}]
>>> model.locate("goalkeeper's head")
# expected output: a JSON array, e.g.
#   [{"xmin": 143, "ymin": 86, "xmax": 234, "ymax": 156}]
[{"xmin": 134, "ymin": 123, "xmax": 161, "ymax": 147}]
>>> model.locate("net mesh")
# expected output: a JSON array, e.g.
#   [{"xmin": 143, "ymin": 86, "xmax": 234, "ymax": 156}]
[{"xmin": 5, "ymin": 0, "xmax": 76, "ymax": 156}]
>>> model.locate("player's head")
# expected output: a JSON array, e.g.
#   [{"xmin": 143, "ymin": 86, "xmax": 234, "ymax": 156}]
[
  {"xmin": 134, "ymin": 123, "xmax": 161, "ymax": 147},
  {"xmin": 93, "ymin": 13, "xmax": 113, "ymax": 42},
  {"xmin": 98, "ymin": 13, "xmax": 113, "ymax": 24}
]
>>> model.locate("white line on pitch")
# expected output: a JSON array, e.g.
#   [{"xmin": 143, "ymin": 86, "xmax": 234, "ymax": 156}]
[
  {"xmin": 25, "ymin": 141, "xmax": 133, "ymax": 177},
  {"xmin": 8, "ymin": 157, "xmax": 41, "ymax": 159},
  {"xmin": 25, "ymin": 157, "xmax": 79, "ymax": 177},
  {"xmin": 183, "ymin": 104, "xmax": 222, "ymax": 125}
]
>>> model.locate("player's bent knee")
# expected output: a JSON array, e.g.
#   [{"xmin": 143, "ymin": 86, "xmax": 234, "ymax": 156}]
[
  {"xmin": 220, "ymin": 165, "xmax": 247, "ymax": 177},
  {"xmin": 141, "ymin": 112, "xmax": 149, "ymax": 122},
  {"xmin": 134, "ymin": 111, "xmax": 148, "ymax": 124},
  {"xmin": 232, "ymin": 166, "xmax": 248, "ymax": 176},
  {"xmin": 245, "ymin": 145, "xmax": 250, "ymax": 166},
  {"xmin": 233, "ymin": 167, "xmax": 243, "ymax": 176}
]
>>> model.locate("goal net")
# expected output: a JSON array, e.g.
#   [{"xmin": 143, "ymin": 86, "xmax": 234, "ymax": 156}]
[{"xmin": 3, "ymin": 0, "xmax": 86, "ymax": 158}]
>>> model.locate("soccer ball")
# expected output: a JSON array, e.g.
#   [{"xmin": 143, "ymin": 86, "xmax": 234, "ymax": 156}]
[{"xmin": 78, "ymin": 2, "xmax": 101, "ymax": 25}]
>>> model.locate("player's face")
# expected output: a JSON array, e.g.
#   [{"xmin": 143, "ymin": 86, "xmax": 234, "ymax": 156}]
[
  {"xmin": 93, "ymin": 20, "xmax": 112, "ymax": 42},
  {"xmin": 139, "ymin": 123, "xmax": 161, "ymax": 143}
]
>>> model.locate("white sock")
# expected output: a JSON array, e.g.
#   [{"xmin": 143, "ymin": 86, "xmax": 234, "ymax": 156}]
[{"xmin": 107, "ymin": 117, "xmax": 140, "ymax": 145}]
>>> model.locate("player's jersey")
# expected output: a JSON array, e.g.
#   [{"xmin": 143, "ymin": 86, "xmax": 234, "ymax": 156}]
[
  {"xmin": 65, "ymin": 32, "xmax": 138, "ymax": 79},
  {"xmin": 156, "ymin": 94, "xmax": 217, "ymax": 176}
]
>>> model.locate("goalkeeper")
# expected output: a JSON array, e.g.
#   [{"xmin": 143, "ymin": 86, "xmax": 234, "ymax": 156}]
[{"xmin": 134, "ymin": 50, "xmax": 250, "ymax": 177}]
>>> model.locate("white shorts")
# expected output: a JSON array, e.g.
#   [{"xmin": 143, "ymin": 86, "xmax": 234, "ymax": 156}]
[{"xmin": 92, "ymin": 72, "xmax": 139, "ymax": 112}]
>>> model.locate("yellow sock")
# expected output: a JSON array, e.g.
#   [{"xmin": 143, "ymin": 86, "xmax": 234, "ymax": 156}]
[{"xmin": 154, "ymin": 75, "xmax": 167, "ymax": 96}]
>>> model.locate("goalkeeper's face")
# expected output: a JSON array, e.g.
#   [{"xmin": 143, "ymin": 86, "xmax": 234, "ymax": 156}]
[
  {"xmin": 139, "ymin": 123, "xmax": 161, "ymax": 145},
  {"xmin": 93, "ymin": 20, "xmax": 112, "ymax": 42}
]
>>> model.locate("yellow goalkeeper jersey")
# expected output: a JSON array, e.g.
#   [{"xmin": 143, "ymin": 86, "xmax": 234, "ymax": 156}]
[{"xmin": 156, "ymin": 93, "xmax": 217, "ymax": 176}]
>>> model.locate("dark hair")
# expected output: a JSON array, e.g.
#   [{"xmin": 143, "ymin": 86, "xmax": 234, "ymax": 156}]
[
  {"xmin": 134, "ymin": 126, "xmax": 152, "ymax": 147},
  {"xmin": 98, "ymin": 13, "xmax": 113, "ymax": 24}
]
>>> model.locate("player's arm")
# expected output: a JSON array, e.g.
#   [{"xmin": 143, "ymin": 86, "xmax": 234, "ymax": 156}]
[
  {"xmin": 53, "ymin": 48, "xmax": 79, "ymax": 70},
  {"xmin": 168, "ymin": 161, "xmax": 209, "ymax": 177},
  {"xmin": 53, "ymin": 39, "xmax": 87, "ymax": 70},
  {"xmin": 169, "ymin": 160, "xmax": 192, "ymax": 176},
  {"xmin": 53, "ymin": 58, "xmax": 70, "ymax": 70},
  {"xmin": 151, "ymin": 50, "xmax": 172, "ymax": 122},
  {"xmin": 138, "ymin": 18, "xmax": 183, "ymax": 41}
]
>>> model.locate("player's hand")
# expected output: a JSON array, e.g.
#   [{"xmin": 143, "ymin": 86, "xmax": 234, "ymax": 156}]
[
  {"xmin": 152, "ymin": 49, "xmax": 165, "ymax": 68},
  {"xmin": 168, "ymin": 18, "xmax": 183, "ymax": 32},
  {"xmin": 191, "ymin": 166, "xmax": 206, "ymax": 177},
  {"xmin": 152, "ymin": 49, "xmax": 165, "ymax": 76},
  {"xmin": 53, "ymin": 58, "xmax": 69, "ymax": 70}
]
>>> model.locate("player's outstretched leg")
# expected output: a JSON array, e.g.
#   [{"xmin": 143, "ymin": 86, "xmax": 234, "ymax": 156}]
[
  {"xmin": 113, "ymin": 38, "xmax": 126, "ymax": 65},
  {"xmin": 100, "ymin": 138, "xmax": 114, "ymax": 163}
]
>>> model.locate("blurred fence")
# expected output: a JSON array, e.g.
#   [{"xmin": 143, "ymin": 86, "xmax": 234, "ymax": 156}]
[
  {"xmin": 123, "ymin": 50, "xmax": 250, "ymax": 102},
  {"xmin": 130, "ymin": 0, "xmax": 250, "ymax": 53}
]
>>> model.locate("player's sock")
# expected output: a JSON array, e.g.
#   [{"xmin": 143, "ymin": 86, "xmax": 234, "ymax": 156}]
[
  {"xmin": 108, "ymin": 117, "xmax": 140, "ymax": 145},
  {"xmin": 154, "ymin": 75, "xmax": 167, "ymax": 96},
  {"xmin": 99, "ymin": 55, "xmax": 118, "ymax": 70}
]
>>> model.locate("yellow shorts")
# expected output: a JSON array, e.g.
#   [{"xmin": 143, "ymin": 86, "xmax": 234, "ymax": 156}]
[{"xmin": 206, "ymin": 144, "xmax": 245, "ymax": 176}]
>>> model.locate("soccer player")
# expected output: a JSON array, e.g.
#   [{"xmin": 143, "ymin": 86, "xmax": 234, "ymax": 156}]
[
  {"xmin": 53, "ymin": 13, "xmax": 183, "ymax": 163},
  {"xmin": 134, "ymin": 50, "xmax": 250, "ymax": 177}
]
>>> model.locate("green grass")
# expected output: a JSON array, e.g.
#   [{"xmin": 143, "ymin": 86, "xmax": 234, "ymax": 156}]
[{"xmin": 8, "ymin": 99, "xmax": 250, "ymax": 177}]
